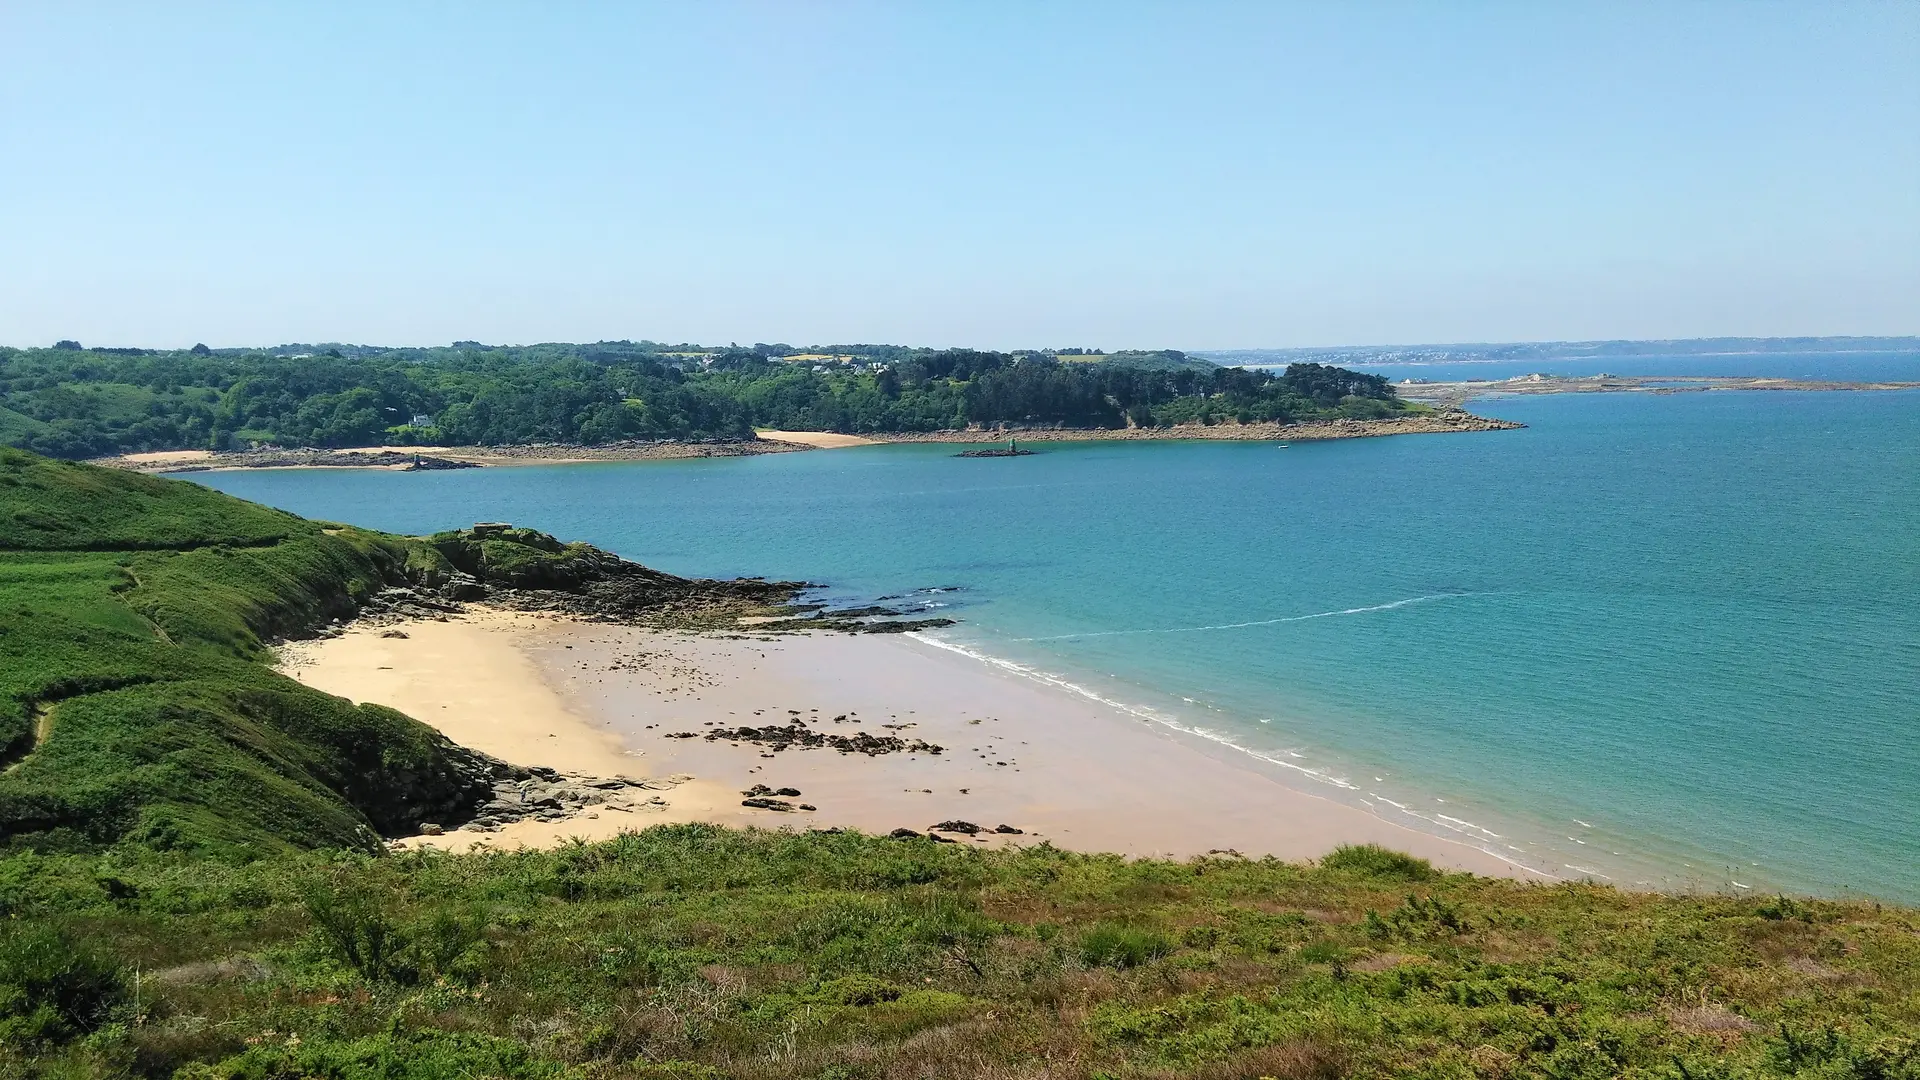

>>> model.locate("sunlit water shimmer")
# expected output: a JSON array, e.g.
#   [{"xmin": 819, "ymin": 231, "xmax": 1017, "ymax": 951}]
[{"xmin": 190, "ymin": 384, "xmax": 1920, "ymax": 899}]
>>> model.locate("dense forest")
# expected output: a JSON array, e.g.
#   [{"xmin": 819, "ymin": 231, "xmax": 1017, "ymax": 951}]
[{"xmin": 0, "ymin": 340, "xmax": 1408, "ymax": 458}]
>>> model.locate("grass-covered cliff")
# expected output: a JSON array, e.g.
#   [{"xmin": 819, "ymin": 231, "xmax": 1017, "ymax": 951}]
[
  {"xmin": 0, "ymin": 450, "xmax": 798, "ymax": 857},
  {"xmin": 0, "ymin": 449, "xmax": 508, "ymax": 855}
]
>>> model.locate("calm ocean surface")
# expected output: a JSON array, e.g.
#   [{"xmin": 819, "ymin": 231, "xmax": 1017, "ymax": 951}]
[
  {"xmin": 190, "ymin": 381, "xmax": 1920, "ymax": 899},
  {"xmin": 1242, "ymin": 347, "xmax": 1920, "ymax": 384}
]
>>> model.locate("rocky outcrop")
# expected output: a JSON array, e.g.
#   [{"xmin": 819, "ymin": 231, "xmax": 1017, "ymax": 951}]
[
  {"xmin": 669, "ymin": 721, "xmax": 943, "ymax": 757},
  {"xmin": 850, "ymin": 411, "xmax": 1525, "ymax": 444},
  {"xmin": 124, "ymin": 449, "xmax": 481, "ymax": 472},
  {"xmin": 432, "ymin": 767, "xmax": 695, "ymax": 835},
  {"xmin": 422, "ymin": 526, "xmax": 809, "ymax": 628},
  {"xmin": 925, "ymin": 821, "xmax": 1022, "ymax": 836}
]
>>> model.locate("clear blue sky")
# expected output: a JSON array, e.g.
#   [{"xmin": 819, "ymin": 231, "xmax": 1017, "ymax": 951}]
[{"xmin": 3, "ymin": 2, "xmax": 1915, "ymax": 350}]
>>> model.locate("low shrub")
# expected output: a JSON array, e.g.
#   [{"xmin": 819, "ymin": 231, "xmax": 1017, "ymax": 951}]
[
  {"xmin": 1319, "ymin": 843, "xmax": 1439, "ymax": 881},
  {"xmin": 1079, "ymin": 923, "xmax": 1174, "ymax": 969},
  {"xmin": 0, "ymin": 923, "xmax": 127, "ymax": 1047},
  {"xmin": 177, "ymin": 1028, "xmax": 578, "ymax": 1080},
  {"xmin": 301, "ymin": 877, "xmax": 416, "ymax": 984}
]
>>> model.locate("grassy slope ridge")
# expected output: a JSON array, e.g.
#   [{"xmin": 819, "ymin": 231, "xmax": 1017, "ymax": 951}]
[
  {"xmin": 0, "ymin": 450, "xmax": 802, "ymax": 858},
  {"xmin": 0, "ymin": 449, "xmax": 498, "ymax": 854}
]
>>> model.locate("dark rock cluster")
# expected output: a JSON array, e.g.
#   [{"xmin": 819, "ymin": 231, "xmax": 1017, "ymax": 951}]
[
  {"xmin": 928, "ymin": 820, "xmax": 1024, "ymax": 836},
  {"xmin": 739, "ymin": 797, "xmax": 816, "ymax": 812},
  {"xmin": 329, "ymin": 584, "xmax": 465, "ymax": 630},
  {"xmin": 395, "ymin": 743, "xmax": 691, "ymax": 837},
  {"xmin": 441, "ymin": 768, "xmax": 684, "ymax": 834},
  {"xmin": 738, "ymin": 783, "xmax": 816, "ymax": 812},
  {"xmin": 886, "ymin": 821, "xmax": 1024, "ymax": 842},
  {"xmin": 674, "ymin": 721, "xmax": 943, "ymax": 757}
]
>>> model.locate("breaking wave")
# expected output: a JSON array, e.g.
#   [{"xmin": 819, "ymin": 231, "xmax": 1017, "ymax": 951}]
[{"xmin": 1013, "ymin": 592, "xmax": 1471, "ymax": 642}]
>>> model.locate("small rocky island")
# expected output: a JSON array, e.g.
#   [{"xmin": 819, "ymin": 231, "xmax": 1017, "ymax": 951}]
[{"xmin": 957, "ymin": 438, "xmax": 1035, "ymax": 458}]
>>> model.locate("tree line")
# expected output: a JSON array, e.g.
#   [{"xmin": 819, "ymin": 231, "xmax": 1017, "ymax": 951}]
[{"xmin": 0, "ymin": 341, "xmax": 1408, "ymax": 457}]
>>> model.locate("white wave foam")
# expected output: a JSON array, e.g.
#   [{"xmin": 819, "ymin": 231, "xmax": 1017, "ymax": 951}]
[
  {"xmin": 909, "ymin": 633, "xmax": 1361, "ymax": 790},
  {"xmin": 1434, "ymin": 814, "xmax": 1504, "ymax": 841},
  {"xmin": 907, "ymin": 630, "xmax": 1561, "ymax": 881},
  {"xmin": 1013, "ymin": 592, "xmax": 1468, "ymax": 642}
]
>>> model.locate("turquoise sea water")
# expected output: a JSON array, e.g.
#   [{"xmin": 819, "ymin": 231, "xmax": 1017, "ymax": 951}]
[
  {"xmin": 1241, "ymin": 348, "xmax": 1920, "ymax": 383},
  {"xmin": 190, "ymin": 387, "xmax": 1920, "ymax": 899}
]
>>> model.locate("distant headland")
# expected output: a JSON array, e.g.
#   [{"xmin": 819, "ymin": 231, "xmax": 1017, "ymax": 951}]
[
  {"xmin": 1194, "ymin": 334, "xmax": 1920, "ymax": 368},
  {"xmin": 0, "ymin": 339, "xmax": 1523, "ymax": 465},
  {"xmin": 10, "ymin": 336, "xmax": 1912, "ymax": 470}
]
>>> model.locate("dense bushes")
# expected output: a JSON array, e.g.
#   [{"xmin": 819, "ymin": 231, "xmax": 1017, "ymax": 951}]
[
  {"xmin": 1077, "ymin": 924, "xmax": 1175, "ymax": 969},
  {"xmin": 3, "ymin": 827, "xmax": 1919, "ymax": 1078},
  {"xmin": 0, "ymin": 924, "xmax": 127, "ymax": 1049},
  {"xmin": 1318, "ymin": 842, "xmax": 1442, "ymax": 881},
  {"xmin": 177, "ymin": 1030, "xmax": 577, "ymax": 1080}
]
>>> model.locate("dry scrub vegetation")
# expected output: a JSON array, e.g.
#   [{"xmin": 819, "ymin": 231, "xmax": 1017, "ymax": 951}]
[{"xmin": 5, "ymin": 832, "xmax": 1919, "ymax": 1080}]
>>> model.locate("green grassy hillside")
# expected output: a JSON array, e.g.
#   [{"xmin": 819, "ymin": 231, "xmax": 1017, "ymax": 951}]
[
  {"xmin": 0, "ymin": 405, "xmax": 49, "ymax": 444},
  {"xmin": 0, "ymin": 449, "xmax": 495, "ymax": 856},
  {"xmin": 5, "ymin": 831, "xmax": 1919, "ymax": 1080},
  {"xmin": 0, "ymin": 451, "xmax": 305, "ymax": 550}
]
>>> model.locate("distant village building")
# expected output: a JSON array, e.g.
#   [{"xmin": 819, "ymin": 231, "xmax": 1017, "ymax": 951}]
[{"xmin": 411, "ymin": 413, "xmax": 432, "ymax": 427}]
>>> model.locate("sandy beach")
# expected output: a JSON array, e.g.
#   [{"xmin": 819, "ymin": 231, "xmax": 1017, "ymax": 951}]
[
  {"xmin": 281, "ymin": 608, "xmax": 1541, "ymax": 877},
  {"xmin": 277, "ymin": 610, "xmax": 761, "ymax": 848},
  {"xmin": 96, "ymin": 441, "xmax": 805, "ymax": 474},
  {"xmin": 754, "ymin": 429, "xmax": 880, "ymax": 448},
  {"xmin": 102, "ymin": 413, "xmax": 1523, "ymax": 476}
]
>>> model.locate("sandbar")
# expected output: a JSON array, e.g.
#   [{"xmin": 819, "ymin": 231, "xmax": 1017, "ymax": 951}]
[{"xmin": 754, "ymin": 430, "xmax": 881, "ymax": 448}]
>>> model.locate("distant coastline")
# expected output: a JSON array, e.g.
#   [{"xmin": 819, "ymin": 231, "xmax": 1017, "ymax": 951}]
[
  {"xmin": 1398, "ymin": 372, "xmax": 1920, "ymax": 409},
  {"xmin": 825, "ymin": 409, "xmax": 1523, "ymax": 445},
  {"xmin": 96, "ymin": 409, "xmax": 1525, "ymax": 472},
  {"xmin": 97, "ymin": 440, "xmax": 805, "ymax": 473},
  {"xmin": 1196, "ymin": 335, "xmax": 1920, "ymax": 368},
  {"xmin": 90, "ymin": 369, "xmax": 1920, "ymax": 475}
]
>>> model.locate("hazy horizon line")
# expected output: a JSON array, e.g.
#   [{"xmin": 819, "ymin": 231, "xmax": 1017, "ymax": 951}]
[{"xmin": 10, "ymin": 333, "xmax": 1918, "ymax": 355}]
